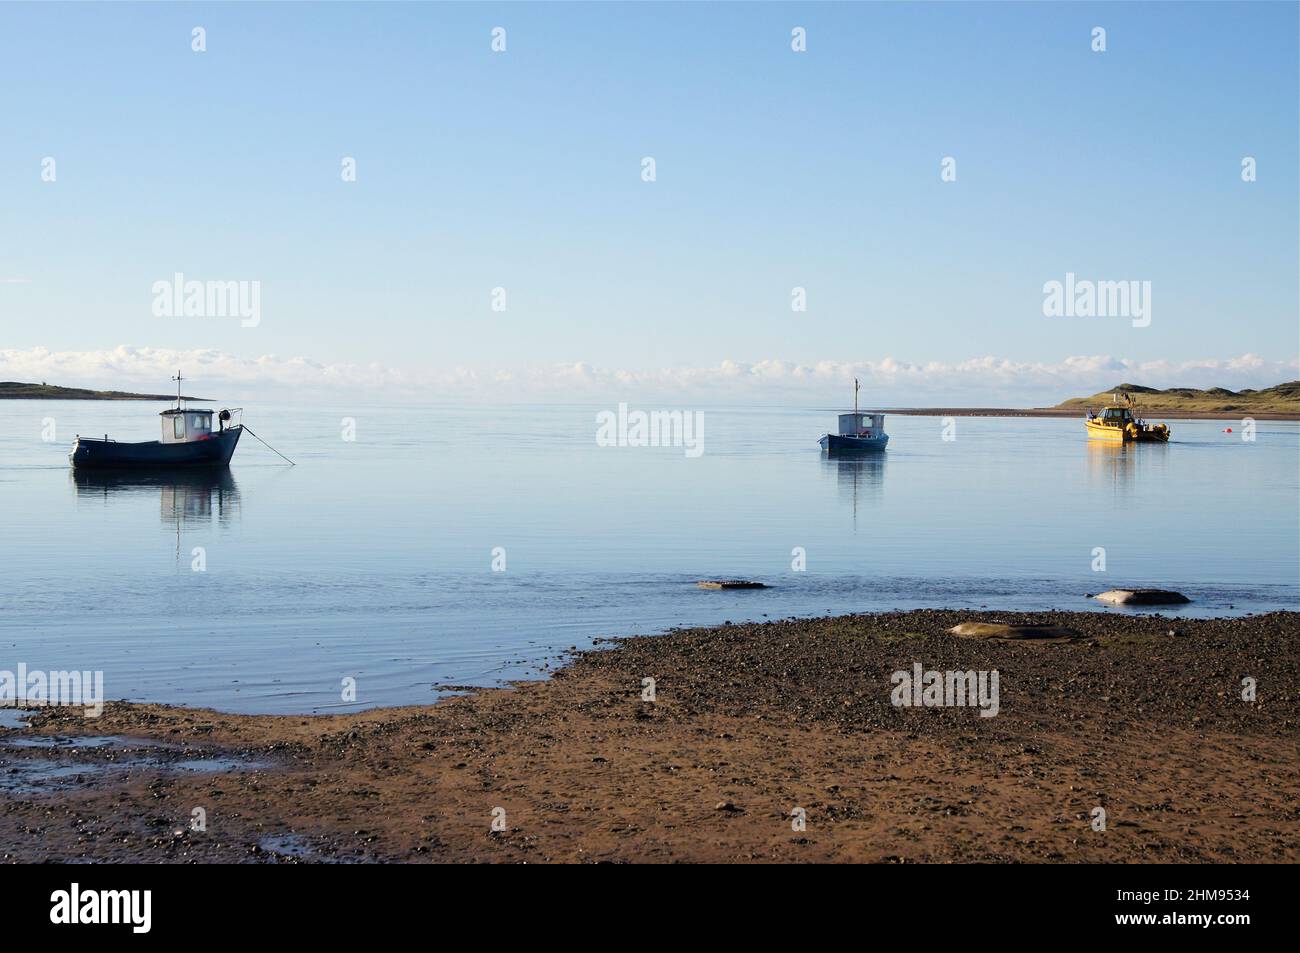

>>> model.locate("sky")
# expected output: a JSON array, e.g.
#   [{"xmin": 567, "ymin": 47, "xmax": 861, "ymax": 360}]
[{"xmin": 0, "ymin": 1, "xmax": 1296, "ymax": 404}]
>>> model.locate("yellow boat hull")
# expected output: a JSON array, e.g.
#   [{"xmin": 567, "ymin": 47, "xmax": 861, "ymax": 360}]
[
  {"xmin": 1085, "ymin": 419, "xmax": 1170, "ymax": 442},
  {"xmin": 1085, "ymin": 420, "xmax": 1125, "ymax": 441}
]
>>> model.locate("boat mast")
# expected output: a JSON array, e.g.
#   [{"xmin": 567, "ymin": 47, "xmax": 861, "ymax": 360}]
[
  {"xmin": 854, "ymin": 377, "xmax": 859, "ymax": 416},
  {"xmin": 172, "ymin": 371, "xmax": 184, "ymax": 411}
]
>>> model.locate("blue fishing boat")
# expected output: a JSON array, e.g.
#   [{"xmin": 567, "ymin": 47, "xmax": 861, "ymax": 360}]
[
  {"xmin": 69, "ymin": 373, "xmax": 244, "ymax": 470},
  {"xmin": 819, "ymin": 379, "xmax": 889, "ymax": 452}
]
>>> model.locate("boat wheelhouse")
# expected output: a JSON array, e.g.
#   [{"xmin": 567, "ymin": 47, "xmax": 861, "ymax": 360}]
[
  {"xmin": 819, "ymin": 379, "xmax": 889, "ymax": 452},
  {"xmin": 161, "ymin": 407, "xmax": 217, "ymax": 443},
  {"xmin": 69, "ymin": 373, "xmax": 244, "ymax": 469}
]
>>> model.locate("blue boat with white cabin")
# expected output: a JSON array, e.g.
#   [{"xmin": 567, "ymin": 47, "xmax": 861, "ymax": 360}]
[
  {"xmin": 819, "ymin": 379, "xmax": 889, "ymax": 452},
  {"xmin": 69, "ymin": 373, "xmax": 244, "ymax": 470}
]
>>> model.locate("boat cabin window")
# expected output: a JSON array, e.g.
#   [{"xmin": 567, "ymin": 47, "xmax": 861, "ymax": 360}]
[
  {"xmin": 189, "ymin": 413, "xmax": 211, "ymax": 433},
  {"xmin": 173, "ymin": 415, "xmax": 186, "ymax": 439}
]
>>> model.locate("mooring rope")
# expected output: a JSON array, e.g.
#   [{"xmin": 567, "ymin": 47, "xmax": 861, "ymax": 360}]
[{"xmin": 241, "ymin": 424, "xmax": 296, "ymax": 466}]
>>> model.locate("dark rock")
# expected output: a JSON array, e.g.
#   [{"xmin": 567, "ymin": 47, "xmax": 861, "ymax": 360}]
[{"xmin": 1093, "ymin": 589, "xmax": 1190, "ymax": 606}]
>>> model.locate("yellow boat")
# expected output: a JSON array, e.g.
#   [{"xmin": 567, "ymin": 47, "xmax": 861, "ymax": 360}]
[{"xmin": 1084, "ymin": 392, "xmax": 1170, "ymax": 442}]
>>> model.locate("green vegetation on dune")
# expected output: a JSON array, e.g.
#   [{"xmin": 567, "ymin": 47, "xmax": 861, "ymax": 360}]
[
  {"xmin": 1055, "ymin": 381, "xmax": 1300, "ymax": 414},
  {"xmin": 0, "ymin": 381, "xmax": 208, "ymax": 401}
]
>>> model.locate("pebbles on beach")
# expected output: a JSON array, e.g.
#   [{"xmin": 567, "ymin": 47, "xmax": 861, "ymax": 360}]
[{"xmin": 1, "ymin": 609, "xmax": 1295, "ymax": 864}]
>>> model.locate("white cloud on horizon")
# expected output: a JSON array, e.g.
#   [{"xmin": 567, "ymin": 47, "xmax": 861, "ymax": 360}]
[{"xmin": 1, "ymin": 345, "xmax": 1295, "ymax": 406}]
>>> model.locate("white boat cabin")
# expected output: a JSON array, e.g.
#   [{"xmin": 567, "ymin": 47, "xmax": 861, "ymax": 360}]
[
  {"xmin": 160, "ymin": 408, "xmax": 216, "ymax": 444},
  {"xmin": 837, "ymin": 412, "xmax": 885, "ymax": 437}
]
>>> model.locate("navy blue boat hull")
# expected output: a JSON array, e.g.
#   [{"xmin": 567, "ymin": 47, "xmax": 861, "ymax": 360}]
[
  {"xmin": 819, "ymin": 433, "xmax": 889, "ymax": 452},
  {"xmin": 70, "ymin": 426, "xmax": 242, "ymax": 469}
]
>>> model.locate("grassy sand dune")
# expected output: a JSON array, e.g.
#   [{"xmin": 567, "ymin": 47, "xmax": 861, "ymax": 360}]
[{"xmin": 1054, "ymin": 381, "xmax": 1300, "ymax": 415}]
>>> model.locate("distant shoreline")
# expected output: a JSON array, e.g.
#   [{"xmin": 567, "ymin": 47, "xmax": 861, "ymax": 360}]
[
  {"xmin": 885, "ymin": 407, "xmax": 1300, "ymax": 421},
  {"xmin": 0, "ymin": 383, "xmax": 209, "ymax": 401},
  {"xmin": 4, "ymin": 379, "xmax": 1296, "ymax": 419}
]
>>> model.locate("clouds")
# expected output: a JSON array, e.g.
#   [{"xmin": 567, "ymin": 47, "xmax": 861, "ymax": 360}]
[
  {"xmin": 493, "ymin": 354, "xmax": 1298, "ymax": 404},
  {"xmin": 0, "ymin": 345, "xmax": 1294, "ymax": 405},
  {"xmin": 0, "ymin": 346, "xmax": 410, "ymax": 398},
  {"xmin": 587, "ymin": 355, "xmax": 1299, "ymax": 404}
]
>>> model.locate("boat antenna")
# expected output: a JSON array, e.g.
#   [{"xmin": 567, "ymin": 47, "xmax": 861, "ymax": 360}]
[
  {"xmin": 172, "ymin": 371, "xmax": 184, "ymax": 410},
  {"xmin": 854, "ymin": 377, "xmax": 860, "ymax": 415}
]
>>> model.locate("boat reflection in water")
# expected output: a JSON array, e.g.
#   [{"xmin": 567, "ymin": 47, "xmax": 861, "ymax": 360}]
[
  {"xmin": 71, "ymin": 468, "xmax": 241, "ymax": 527},
  {"xmin": 1085, "ymin": 439, "xmax": 1169, "ymax": 493},
  {"xmin": 821, "ymin": 451, "xmax": 887, "ymax": 528}
]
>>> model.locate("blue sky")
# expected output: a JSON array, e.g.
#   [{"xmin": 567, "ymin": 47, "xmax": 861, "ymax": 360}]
[{"xmin": 0, "ymin": 2, "xmax": 1296, "ymax": 402}]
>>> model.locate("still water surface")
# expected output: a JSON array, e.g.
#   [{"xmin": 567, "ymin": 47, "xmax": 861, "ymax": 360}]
[{"xmin": 2, "ymin": 400, "xmax": 1296, "ymax": 712}]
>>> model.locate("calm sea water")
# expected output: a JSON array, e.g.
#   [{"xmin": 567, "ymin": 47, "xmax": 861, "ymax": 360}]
[{"xmin": 1, "ymin": 400, "xmax": 1296, "ymax": 713}]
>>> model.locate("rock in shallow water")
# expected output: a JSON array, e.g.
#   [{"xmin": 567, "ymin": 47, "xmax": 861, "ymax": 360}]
[{"xmin": 1093, "ymin": 589, "xmax": 1190, "ymax": 606}]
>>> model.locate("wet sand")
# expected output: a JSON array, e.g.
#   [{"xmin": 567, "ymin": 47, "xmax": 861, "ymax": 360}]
[{"xmin": 2, "ymin": 610, "xmax": 1296, "ymax": 863}]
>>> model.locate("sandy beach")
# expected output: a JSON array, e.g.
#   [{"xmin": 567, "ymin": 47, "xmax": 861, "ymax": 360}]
[{"xmin": 1, "ymin": 609, "xmax": 1295, "ymax": 863}]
